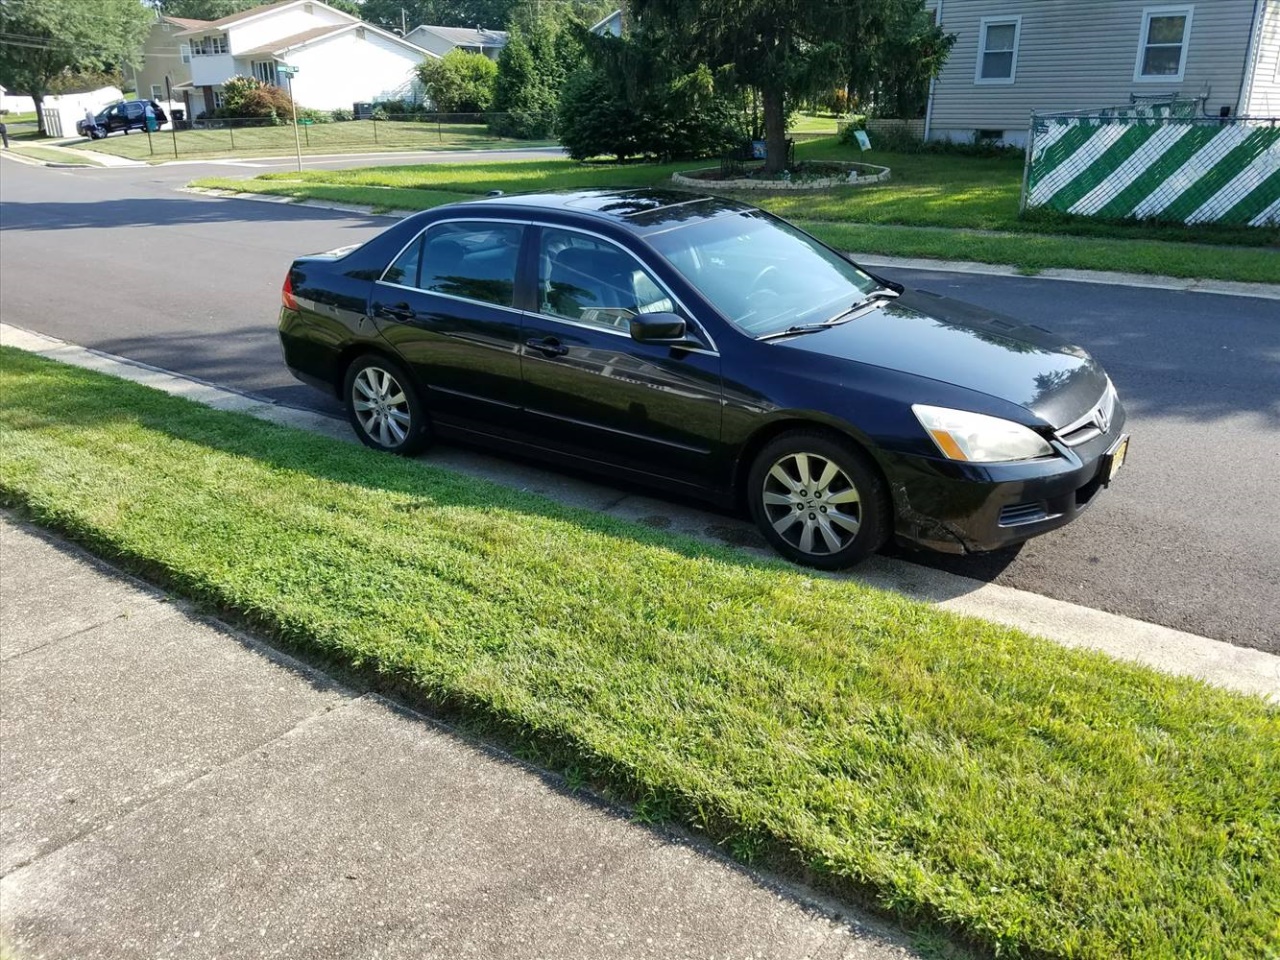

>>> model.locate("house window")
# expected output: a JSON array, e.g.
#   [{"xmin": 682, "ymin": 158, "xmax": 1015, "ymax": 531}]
[
  {"xmin": 975, "ymin": 17, "xmax": 1021, "ymax": 84},
  {"xmin": 213, "ymin": 90, "xmax": 225, "ymax": 109},
  {"xmin": 180, "ymin": 43, "xmax": 191, "ymax": 63},
  {"xmin": 151, "ymin": 84, "xmax": 164, "ymax": 100},
  {"xmin": 253, "ymin": 61, "xmax": 278, "ymax": 85},
  {"xmin": 1135, "ymin": 6, "xmax": 1193, "ymax": 81},
  {"xmin": 190, "ymin": 35, "xmax": 228, "ymax": 56}
]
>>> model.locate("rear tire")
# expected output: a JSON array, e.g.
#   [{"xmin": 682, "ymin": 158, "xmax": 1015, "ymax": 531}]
[
  {"xmin": 343, "ymin": 354, "xmax": 431, "ymax": 456},
  {"xmin": 747, "ymin": 430, "xmax": 890, "ymax": 569}
]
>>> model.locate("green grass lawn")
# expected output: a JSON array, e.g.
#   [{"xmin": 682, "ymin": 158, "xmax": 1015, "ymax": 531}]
[
  {"xmin": 191, "ymin": 141, "xmax": 1280, "ymax": 283},
  {"xmin": 3, "ymin": 346, "xmax": 1278, "ymax": 960},
  {"xmin": 5, "ymin": 144, "xmax": 105, "ymax": 166},
  {"xmin": 788, "ymin": 110, "xmax": 842, "ymax": 134},
  {"xmin": 66, "ymin": 119, "xmax": 555, "ymax": 161}
]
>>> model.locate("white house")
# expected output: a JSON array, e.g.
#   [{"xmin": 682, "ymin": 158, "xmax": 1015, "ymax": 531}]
[
  {"xmin": 923, "ymin": 0, "xmax": 1280, "ymax": 146},
  {"xmin": 404, "ymin": 25, "xmax": 507, "ymax": 60},
  {"xmin": 172, "ymin": 0, "xmax": 434, "ymax": 116},
  {"xmin": 589, "ymin": 10, "xmax": 624, "ymax": 37}
]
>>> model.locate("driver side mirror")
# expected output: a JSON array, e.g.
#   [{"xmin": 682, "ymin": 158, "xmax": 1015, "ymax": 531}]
[{"xmin": 629, "ymin": 312, "xmax": 686, "ymax": 343}]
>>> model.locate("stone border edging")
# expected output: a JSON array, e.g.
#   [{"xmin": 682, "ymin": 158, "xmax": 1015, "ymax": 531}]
[{"xmin": 672, "ymin": 161, "xmax": 890, "ymax": 191}]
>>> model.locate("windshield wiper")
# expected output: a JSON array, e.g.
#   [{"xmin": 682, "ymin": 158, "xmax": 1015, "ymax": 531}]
[
  {"xmin": 756, "ymin": 288, "xmax": 901, "ymax": 341},
  {"xmin": 757, "ymin": 323, "xmax": 831, "ymax": 341}
]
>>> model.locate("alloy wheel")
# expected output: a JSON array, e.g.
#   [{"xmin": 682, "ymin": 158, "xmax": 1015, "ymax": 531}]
[
  {"xmin": 352, "ymin": 366, "xmax": 412, "ymax": 448},
  {"xmin": 761, "ymin": 452, "xmax": 862, "ymax": 556}
]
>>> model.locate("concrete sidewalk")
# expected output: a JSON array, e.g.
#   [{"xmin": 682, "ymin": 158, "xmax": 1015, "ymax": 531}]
[{"xmin": 0, "ymin": 517, "xmax": 917, "ymax": 960}]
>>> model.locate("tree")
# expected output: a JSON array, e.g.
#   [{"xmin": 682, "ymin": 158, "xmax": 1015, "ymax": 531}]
[
  {"xmin": 416, "ymin": 48, "xmax": 497, "ymax": 112},
  {"xmin": 845, "ymin": 0, "xmax": 953, "ymax": 119},
  {"xmin": 489, "ymin": 27, "xmax": 557, "ymax": 138},
  {"xmin": 630, "ymin": 0, "xmax": 848, "ymax": 172},
  {"xmin": 359, "ymin": 0, "xmax": 515, "ymax": 32},
  {"xmin": 150, "ymin": 0, "xmax": 359, "ymax": 18},
  {"xmin": 0, "ymin": 0, "xmax": 152, "ymax": 134}
]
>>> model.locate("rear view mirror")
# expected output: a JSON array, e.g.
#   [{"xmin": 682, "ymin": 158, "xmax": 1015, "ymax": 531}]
[{"xmin": 629, "ymin": 312, "xmax": 686, "ymax": 343}]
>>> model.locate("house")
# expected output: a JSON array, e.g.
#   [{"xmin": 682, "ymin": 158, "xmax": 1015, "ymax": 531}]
[
  {"xmin": 589, "ymin": 10, "xmax": 624, "ymax": 37},
  {"xmin": 130, "ymin": 15, "xmax": 208, "ymax": 121},
  {"xmin": 403, "ymin": 25, "xmax": 508, "ymax": 60},
  {"xmin": 923, "ymin": 0, "xmax": 1280, "ymax": 145},
  {"xmin": 171, "ymin": 0, "xmax": 434, "ymax": 117}
]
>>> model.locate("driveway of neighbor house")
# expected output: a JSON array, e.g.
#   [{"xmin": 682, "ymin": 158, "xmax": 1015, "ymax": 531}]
[{"xmin": 0, "ymin": 517, "xmax": 915, "ymax": 960}]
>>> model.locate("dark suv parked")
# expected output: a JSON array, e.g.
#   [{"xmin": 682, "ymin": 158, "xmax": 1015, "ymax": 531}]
[{"xmin": 78, "ymin": 100, "xmax": 167, "ymax": 139}]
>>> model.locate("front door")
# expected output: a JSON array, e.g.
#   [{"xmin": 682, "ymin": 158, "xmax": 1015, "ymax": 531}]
[
  {"xmin": 371, "ymin": 219, "xmax": 527, "ymax": 436},
  {"xmin": 519, "ymin": 226, "xmax": 722, "ymax": 486}
]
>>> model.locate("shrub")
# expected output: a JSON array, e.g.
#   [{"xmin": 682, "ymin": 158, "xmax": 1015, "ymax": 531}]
[
  {"xmin": 558, "ymin": 34, "xmax": 740, "ymax": 162},
  {"xmin": 330, "ymin": 107, "xmax": 353, "ymax": 122},
  {"xmin": 215, "ymin": 75, "xmax": 295, "ymax": 122},
  {"xmin": 416, "ymin": 49, "xmax": 497, "ymax": 113}
]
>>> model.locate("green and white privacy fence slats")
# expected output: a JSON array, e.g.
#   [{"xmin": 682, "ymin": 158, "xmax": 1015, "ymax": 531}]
[{"xmin": 1024, "ymin": 115, "xmax": 1280, "ymax": 226}]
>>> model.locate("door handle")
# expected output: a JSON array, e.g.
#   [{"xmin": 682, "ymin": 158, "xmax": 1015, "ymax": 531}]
[
  {"xmin": 526, "ymin": 337, "xmax": 569, "ymax": 357},
  {"xmin": 376, "ymin": 301, "xmax": 416, "ymax": 322}
]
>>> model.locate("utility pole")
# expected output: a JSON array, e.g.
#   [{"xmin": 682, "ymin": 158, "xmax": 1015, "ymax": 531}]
[
  {"xmin": 401, "ymin": 8, "xmax": 407, "ymax": 35},
  {"xmin": 278, "ymin": 63, "xmax": 302, "ymax": 173}
]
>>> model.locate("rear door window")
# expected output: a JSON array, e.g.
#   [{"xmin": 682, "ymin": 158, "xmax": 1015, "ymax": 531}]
[{"xmin": 415, "ymin": 221, "xmax": 523, "ymax": 308}]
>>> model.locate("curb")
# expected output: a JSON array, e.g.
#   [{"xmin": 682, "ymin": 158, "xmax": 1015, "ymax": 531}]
[
  {"xmin": 181, "ymin": 189, "xmax": 1280, "ymax": 300},
  {"xmin": 3, "ymin": 321, "xmax": 1277, "ymax": 701},
  {"xmin": 850, "ymin": 253, "xmax": 1280, "ymax": 301}
]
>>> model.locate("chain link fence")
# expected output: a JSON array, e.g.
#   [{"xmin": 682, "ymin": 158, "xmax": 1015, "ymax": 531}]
[
  {"xmin": 119, "ymin": 112, "xmax": 542, "ymax": 160},
  {"xmin": 1021, "ymin": 104, "xmax": 1280, "ymax": 227}
]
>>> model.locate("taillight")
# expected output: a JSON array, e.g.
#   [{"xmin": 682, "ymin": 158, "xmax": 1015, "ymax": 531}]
[{"xmin": 282, "ymin": 272, "xmax": 299, "ymax": 310}]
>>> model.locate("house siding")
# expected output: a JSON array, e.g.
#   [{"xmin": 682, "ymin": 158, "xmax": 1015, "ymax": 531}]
[
  {"xmin": 132, "ymin": 20, "xmax": 196, "ymax": 108},
  {"xmin": 226, "ymin": 3, "xmax": 351, "ymax": 53},
  {"xmin": 928, "ymin": 0, "xmax": 1258, "ymax": 143},
  {"xmin": 1244, "ymin": 0, "xmax": 1280, "ymax": 114},
  {"xmin": 287, "ymin": 30, "xmax": 425, "ymax": 109}
]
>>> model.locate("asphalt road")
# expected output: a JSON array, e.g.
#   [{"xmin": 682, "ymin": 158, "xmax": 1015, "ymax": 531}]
[{"xmin": 2, "ymin": 155, "xmax": 1278, "ymax": 651}]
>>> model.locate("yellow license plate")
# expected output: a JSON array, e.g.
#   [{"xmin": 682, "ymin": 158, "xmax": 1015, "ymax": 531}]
[{"xmin": 1106, "ymin": 437, "xmax": 1129, "ymax": 483}]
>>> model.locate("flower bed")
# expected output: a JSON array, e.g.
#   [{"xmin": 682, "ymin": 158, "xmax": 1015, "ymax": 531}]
[{"xmin": 673, "ymin": 160, "xmax": 890, "ymax": 191}]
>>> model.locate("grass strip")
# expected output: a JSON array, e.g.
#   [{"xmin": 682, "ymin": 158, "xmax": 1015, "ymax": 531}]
[
  {"xmin": 5, "ymin": 144, "xmax": 105, "ymax": 166},
  {"xmin": 798, "ymin": 221, "xmax": 1280, "ymax": 283},
  {"xmin": 2, "ymin": 347, "xmax": 1277, "ymax": 959},
  {"xmin": 192, "ymin": 173, "xmax": 1280, "ymax": 284}
]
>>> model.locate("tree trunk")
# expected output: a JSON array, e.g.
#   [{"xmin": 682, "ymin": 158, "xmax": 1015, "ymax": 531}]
[{"xmin": 762, "ymin": 83, "xmax": 786, "ymax": 174}]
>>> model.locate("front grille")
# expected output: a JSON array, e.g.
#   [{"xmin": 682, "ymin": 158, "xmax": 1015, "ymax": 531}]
[
  {"xmin": 999, "ymin": 502, "xmax": 1050, "ymax": 527},
  {"xmin": 1057, "ymin": 383, "xmax": 1116, "ymax": 447}
]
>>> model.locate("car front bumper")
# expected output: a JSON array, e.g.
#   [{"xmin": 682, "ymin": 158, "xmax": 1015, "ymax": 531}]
[{"xmin": 884, "ymin": 406, "xmax": 1128, "ymax": 554}]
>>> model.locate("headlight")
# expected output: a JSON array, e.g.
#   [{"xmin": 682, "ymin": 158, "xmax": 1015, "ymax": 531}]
[{"xmin": 912, "ymin": 404, "xmax": 1054, "ymax": 463}]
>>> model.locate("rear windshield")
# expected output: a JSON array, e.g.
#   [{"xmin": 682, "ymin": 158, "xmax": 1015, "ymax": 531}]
[{"xmin": 647, "ymin": 212, "xmax": 880, "ymax": 337}]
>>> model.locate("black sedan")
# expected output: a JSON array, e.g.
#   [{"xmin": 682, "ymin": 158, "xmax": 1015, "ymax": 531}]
[{"xmin": 279, "ymin": 190, "xmax": 1128, "ymax": 569}]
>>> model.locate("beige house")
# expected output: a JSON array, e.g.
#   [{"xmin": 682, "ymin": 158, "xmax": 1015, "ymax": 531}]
[
  {"xmin": 923, "ymin": 0, "xmax": 1280, "ymax": 145},
  {"xmin": 130, "ymin": 14, "xmax": 209, "ymax": 121}
]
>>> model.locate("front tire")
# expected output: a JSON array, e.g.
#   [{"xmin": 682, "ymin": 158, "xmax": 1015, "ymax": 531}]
[
  {"xmin": 343, "ymin": 354, "xmax": 431, "ymax": 456},
  {"xmin": 747, "ymin": 431, "xmax": 890, "ymax": 569}
]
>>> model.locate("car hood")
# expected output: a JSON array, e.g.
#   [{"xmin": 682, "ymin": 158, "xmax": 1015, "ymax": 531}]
[{"xmin": 777, "ymin": 290, "xmax": 1109, "ymax": 429}]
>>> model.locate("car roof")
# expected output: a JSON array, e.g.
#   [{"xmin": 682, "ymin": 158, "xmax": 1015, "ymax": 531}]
[{"xmin": 455, "ymin": 189, "xmax": 756, "ymax": 235}]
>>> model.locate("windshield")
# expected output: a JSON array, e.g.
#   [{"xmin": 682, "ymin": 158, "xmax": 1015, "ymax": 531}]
[{"xmin": 647, "ymin": 212, "xmax": 881, "ymax": 337}]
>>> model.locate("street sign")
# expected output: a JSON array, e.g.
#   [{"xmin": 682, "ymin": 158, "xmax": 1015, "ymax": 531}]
[{"xmin": 277, "ymin": 64, "xmax": 299, "ymax": 78}]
